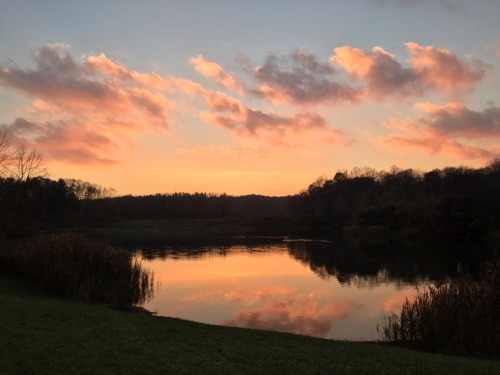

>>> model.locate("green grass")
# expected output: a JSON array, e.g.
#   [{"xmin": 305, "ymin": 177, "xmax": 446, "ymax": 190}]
[{"xmin": 1, "ymin": 276, "xmax": 500, "ymax": 375}]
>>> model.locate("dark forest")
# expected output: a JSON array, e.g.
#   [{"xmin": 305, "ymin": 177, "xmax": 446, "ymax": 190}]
[{"xmin": 1, "ymin": 159, "xmax": 499, "ymax": 242}]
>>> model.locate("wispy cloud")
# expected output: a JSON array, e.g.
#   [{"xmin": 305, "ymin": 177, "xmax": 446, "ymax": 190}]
[
  {"xmin": 173, "ymin": 77, "xmax": 348, "ymax": 147},
  {"xmin": 189, "ymin": 54, "xmax": 244, "ymax": 94}
]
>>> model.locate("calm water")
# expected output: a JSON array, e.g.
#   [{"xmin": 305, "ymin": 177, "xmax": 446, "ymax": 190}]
[{"xmin": 133, "ymin": 239, "xmax": 456, "ymax": 341}]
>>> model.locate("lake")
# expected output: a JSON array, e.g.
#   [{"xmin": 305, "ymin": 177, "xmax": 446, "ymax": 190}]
[{"xmin": 133, "ymin": 238, "xmax": 461, "ymax": 341}]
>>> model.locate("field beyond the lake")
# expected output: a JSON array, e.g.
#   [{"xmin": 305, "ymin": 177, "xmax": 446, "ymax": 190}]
[{"xmin": 2, "ymin": 275, "xmax": 500, "ymax": 375}]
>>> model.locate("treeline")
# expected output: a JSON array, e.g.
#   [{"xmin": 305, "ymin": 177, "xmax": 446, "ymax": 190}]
[
  {"xmin": 1, "ymin": 159, "xmax": 499, "ymax": 240},
  {"xmin": 288, "ymin": 160, "xmax": 500, "ymax": 239},
  {"xmin": 0, "ymin": 177, "xmax": 117, "ymax": 237},
  {"xmin": 96, "ymin": 193, "xmax": 288, "ymax": 221},
  {"xmin": 0, "ymin": 175, "xmax": 289, "ymax": 237}
]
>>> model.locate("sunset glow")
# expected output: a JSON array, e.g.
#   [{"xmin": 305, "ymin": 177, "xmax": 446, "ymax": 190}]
[{"xmin": 1, "ymin": 1, "xmax": 499, "ymax": 195}]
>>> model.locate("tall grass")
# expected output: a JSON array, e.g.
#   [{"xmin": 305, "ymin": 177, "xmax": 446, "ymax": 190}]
[
  {"xmin": 1, "ymin": 233, "xmax": 154, "ymax": 306},
  {"xmin": 378, "ymin": 259, "xmax": 500, "ymax": 358}
]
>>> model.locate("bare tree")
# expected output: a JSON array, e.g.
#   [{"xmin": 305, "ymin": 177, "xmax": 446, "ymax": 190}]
[
  {"xmin": 101, "ymin": 187, "xmax": 117, "ymax": 199},
  {"xmin": 0, "ymin": 129, "xmax": 10, "ymax": 176},
  {"xmin": 8, "ymin": 145, "xmax": 48, "ymax": 181}
]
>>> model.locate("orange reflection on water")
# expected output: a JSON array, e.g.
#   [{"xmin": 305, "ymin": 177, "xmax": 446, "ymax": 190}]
[
  {"xmin": 383, "ymin": 290, "xmax": 418, "ymax": 313},
  {"xmin": 148, "ymin": 249, "xmax": 310, "ymax": 282},
  {"xmin": 137, "ymin": 245, "xmax": 430, "ymax": 341}
]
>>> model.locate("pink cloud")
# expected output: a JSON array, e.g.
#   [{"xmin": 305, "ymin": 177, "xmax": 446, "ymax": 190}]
[
  {"xmin": 405, "ymin": 43, "xmax": 489, "ymax": 97},
  {"xmin": 170, "ymin": 78, "xmax": 347, "ymax": 146},
  {"xmin": 381, "ymin": 134, "xmax": 495, "ymax": 160},
  {"xmin": 2, "ymin": 118, "xmax": 118, "ymax": 165},
  {"xmin": 201, "ymin": 43, "xmax": 488, "ymax": 106},
  {"xmin": 200, "ymin": 104, "xmax": 344, "ymax": 146},
  {"xmin": 331, "ymin": 43, "xmax": 489, "ymax": 100},
  {"xmin": 3, "ymin": 43, "xmax": 492, "ymax": 166},
  {"xmin": 0, "ymin": 44, "xmax": 171, "ymax": 164},
  {"xmin": 85, "ymin": 53, "xmax": 168, "ymax": 90},
  {"xmin": 413, "ymin": 102, "xmax": 500, "ymax": 138},
  {"xmin": 189, "ymin": 54, "xmax": 244, "ymax": 94},
  {"xmin": 377, "ymin": 102, "xmax": 500, "ymax": 160},
  {"xmin": 332, "ymin": 45, "xmax": 419, "ymax": 100}
]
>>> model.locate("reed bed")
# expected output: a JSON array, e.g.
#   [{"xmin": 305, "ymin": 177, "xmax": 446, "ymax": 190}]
[
  {"xmin": 378, "ymin": 259, "xmax": 500, "ymax": 358},
  {"xmin": 1, "ymin": 232, "xmax": 154, "ymax": 306}
]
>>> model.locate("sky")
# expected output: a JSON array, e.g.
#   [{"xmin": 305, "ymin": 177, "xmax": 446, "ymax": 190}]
[{"xmin": 1, "ymin": 0, "xmax": 499, "ymax": 196}]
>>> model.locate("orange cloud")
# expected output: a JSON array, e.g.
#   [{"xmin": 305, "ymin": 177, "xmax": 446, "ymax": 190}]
[
  {"xmin": 380, "ymin": 134, "xmax": 494, "ymax": 160},
  {"xmin": 169, "ymin": 77, "xmax": 347, "ymax": 147},
  {"xmin": 206, "ymin": 43, "xmax": 489, "ymax": 106},
  {"xmin": 2, "ymin": 43, "xmax": 492, "ymax": 167},
  {"xmin": 2, "ymin": 118, "xmax": 118, "ymax": 164},
  {"xmin": 406, "ymin": 42, "xmax": 489, "ymax": 97},
  {"xmin": 332, "ymin": 45, "xmax": 418, "ymax": 100},
  {"xmin": 0, "ymin": 44, "xmax": 171, "ymax": 164},
  {"xmin": 189, "ymin": 54, "xmax": 244, "ymax": 94},
  {"xmin": 376, "ymin": 102, "xmax": 500, "ymax": 160},
  {"xmin": 200, "ymin": 105, "xmax": 344, "ymax": 146},
  {"xmin": 413, "ymin": 102, "xmax": 500, "ymax": 138},
  {"xmin": 85, "ymin": 53, "xmax": 168, "ymax": 90},
  {"xmin": 331, "ymin": 43, "xmax": 489, "ymax": 100}
]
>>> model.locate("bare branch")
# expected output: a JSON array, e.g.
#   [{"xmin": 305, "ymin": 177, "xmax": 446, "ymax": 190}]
[
  {"xmin": 8, "ymin": 145, "xmax": 48, "ymax": 181},
  {"xmin": 0, "ymin": 129, "xmax": 11, "ymax": 176}
]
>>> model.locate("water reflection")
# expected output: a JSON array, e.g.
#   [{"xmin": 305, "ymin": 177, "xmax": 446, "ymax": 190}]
[
  {"xmin": 224, "ymin": 295, "xmax": 362, "ymax": 338},
  {"xmin": 134, "ymin": 239, "xmax": 471, "ymax": 340}
]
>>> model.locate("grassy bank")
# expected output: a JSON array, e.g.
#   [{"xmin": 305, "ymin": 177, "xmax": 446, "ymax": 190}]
[{"xmin": 1, "ymin": 276, "xmax": 499, "ymax": 375}]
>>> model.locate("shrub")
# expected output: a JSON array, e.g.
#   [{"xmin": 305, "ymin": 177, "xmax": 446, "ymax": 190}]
[
  {"xmin": 378, "ymin": 259, "xmax": 500, "ymax": 358},
  {"xmin": 5, "ymin": 232, "xmax": 154, "ymax": 306}
]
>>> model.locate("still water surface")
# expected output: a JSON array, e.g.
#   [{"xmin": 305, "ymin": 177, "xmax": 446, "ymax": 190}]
[{"xmin": 134, "ymin": 239, "xmax": 442, "ymax": 341}]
